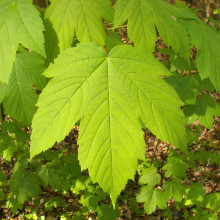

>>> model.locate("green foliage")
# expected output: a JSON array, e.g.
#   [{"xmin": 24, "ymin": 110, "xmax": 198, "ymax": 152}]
[
  {"xmin": 3, "ymin": 52, "xmax": 46, "ymax": 124},
  {"xmin": 162, "ymin": 156, "xmax": 187, "ymax": 178},
  {"xmin": 184, "ymin": 94, "xmax": 220, "ymax": 128},
  {"xmin": 139, "ymin": 167, "xmax": 161, "ymax": 186},
  {"xmin": 163, "ymin": 178, "xmax": 185, "ymax": 202},
  {"xmin": 0, "ymin": 0, "xmax": 45, "ymax": 84},
  {"xmin": 186, "ymin": 125, "xmax": 203, "ymax": 145},
  {"xmin": 114, "ymin": 0, "xmax": 191, "ymax": 60},
  {"xmin": 165, "ymin": 75, "xmax": 196, "ymax": 105},
  {"xmin": 137, "ymin": 186, "xmax": 166, "ymax": 214},
  {"xmin": 0, "ymin": 0, "xmax": 220, "ymax": 218},
  {"xmin": 45, "ymin": 0, "xmax": 113, "ymax": 51},
  {"xmin": 0, "ymin": 171, "xmax": 6, "ymax": 201}
]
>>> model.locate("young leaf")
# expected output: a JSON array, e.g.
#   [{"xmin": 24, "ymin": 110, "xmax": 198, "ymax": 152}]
[
  {"xmin": 162, "ymin": 157, "xmax": 187, "ymax": 178},
  {"xmin": 45, "ymin": 0, "xmax": 113, "ymax": 51},
  {"xmin": 114, "ymin": 0, "xmax": 191, "ymax": 60},
  {"xmin": 137, "ymin": 186, "xmax": 166, "ymax": 215},
  {"xmin": 139, "ymin": 167, "xmax": 161, "ymax": 186},
  {"xmin": 163, "ymin": 178, "xmax": 185, "ymax": 202},
  {"xmin": 9, "ymin": 157, "xmax": 40, "ymax": 203},
  {"xmin": 37, "ymin": 164, "xmax": 69, "ymax": 191},
  {"xmin": 0, "ymin": 0, "xmax": 45, "ymax": 84},
  {"xmin": 80, "ymin": 191, "xmax": 100, "ymax": 212},
  {"xmin": 3, "ymin": 52, "xmax": 46, "ymax": 125},
  {"xmin": 97, "ymin": 204, "xmax": 120, "ymax": 220},
  {"xmin": 184, "ymin": 94, "xmax": 220, "ymax": 129},
  {"xmin": 30, "ymin": 42, "xmax": 186, "ymax": 204},
  {"xmin": 185, "ymin": 183, "xmax": 205, "ymax": 206},
  {"xmin": 205, "ymin": 193, "xmax": 220, "ymax": 210}
]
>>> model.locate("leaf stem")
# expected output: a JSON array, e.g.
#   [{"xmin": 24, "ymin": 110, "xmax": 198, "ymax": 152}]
[{"xmin": 1, "ymin": 103, "xmax": 5, "ymax": 121}]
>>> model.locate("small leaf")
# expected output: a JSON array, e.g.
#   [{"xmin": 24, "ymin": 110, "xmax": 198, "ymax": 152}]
[
  {"xmin": 139, "ymin": 167, "xmax": 161, "ymax": 186},
  {"xmin": 163, "ymin": 178, "xmax": 185, "ymax": 202},
  {"xmin": 97, "ymin": 204, "xmax": 120, "ymax": 220},
  {"xmin": 137, "ymin": 186, "xmax": 166, "ymax": 215},
  {"xmin": 9, "ymin": 157, "xmax": 40, "ymax": 203},
  {"xmin": 185, "ymin": 183, "xmax": 205, "ymax": 206},
  {"xmin": 162, "ymin": 157, "xmax": 187, "ymax": 178},
  {"xmin": 205, "ymin": 193, "xmax": 220, "ymax": 210},
  {"xmin": 184, "ymin": 94, "xmax": 220, "ymax": 129},
  {"xmin": 80, "ymin": 191, "xmax": 100, "ymax": 212}
]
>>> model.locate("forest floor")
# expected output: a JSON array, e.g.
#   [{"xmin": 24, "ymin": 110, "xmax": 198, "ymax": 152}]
[{"xmin": 0, "ymin": 116, "xmax": 219, "ymax": 219}]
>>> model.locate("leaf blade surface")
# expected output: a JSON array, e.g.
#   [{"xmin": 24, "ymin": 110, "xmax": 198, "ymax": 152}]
[{"xmin": 31, "ymin": 42, "xmax": 186, "ymax": 203}]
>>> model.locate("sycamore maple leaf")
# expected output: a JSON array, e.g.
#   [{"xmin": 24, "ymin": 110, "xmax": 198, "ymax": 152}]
[
  {"xmin": 181, "ymin": 19, "xmax": 220, "ymax": 93},
  {"xmin": 137, "ymin": 186, "xmax": 166, "ymax": 214},
  {"xmin": 184, "ymin": 94, "xmax": 220, "ymax": 129},
  {"xmin": 30, "ymin": 42, "xmax": 186, "ymax": 204},
  {"xmin": 0, "ymin": 0, "xmax": 45, "ymax": 84},
  {"xmin": 162, "ymin": 157, "xmax": 187, "ymax": 178},
  {"xmin": 3, "ymin": 52, "xmax": 46, "ymax": 125},
  {"xmin": 163, "ymin": 178, "xmax": 185, "ymax": 202},
  {"xmin": 139, "ymin": 167, "xmax": 161, "ymax": 186},
  {"xmin": 114, "ymin": 0, "xmax": 191, "ymax": 60},
  {"xmin": 9, "ymin": 157, "xmax": 40, "ymax": 203},
  {"xmin": 174, "ymin": 2, "xmax": 220, "ymax": 93},
  {"xmin": 45, "ymin": 0, "xmax": 113, "ymax": 52}
]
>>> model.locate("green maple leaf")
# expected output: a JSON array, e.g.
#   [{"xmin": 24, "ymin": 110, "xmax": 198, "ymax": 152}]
[
  {"xmin": 9, "ymin": 157, "xmax": 40, "ymax": 203},
  {"xmin": 175, "ymin": 3, "xmax": 220, "ymax": 92},
  {"xmin": 37, "ymin": 161, "xmax": 70, "ymax": 191},
  {"xmin": 80, "ymin": 191, "xmax": 101, "ymax": 212},
  {"xmin": 185, "ymin": 183, "xmax": 205, "ymax": 206},
  {"xmin": 37, "ymin": 164, "xmax": 66, "ymax": 190},
  {"xmin": 0, "ymin": 0, "xmax": 45, "ymax": 84},
  {"xmin": 163, "ymin": 178, "xmax": 185, "ymax": 202},
  {"xmin": 139, "ymin": 167, "xmax": 161, "ymax": 186},
  {"xmin": 3, "ymin": 52, "xmax": 46, "ymax": 124},
  {"xmin": 30, "ymin": 42, "xmax": 186, "ymax": 204},
  {"xmin": 186, "ymin": 21, "xmax": 220, "ymax": 92},
  {"xmin": 45, "ymin": 0, "xmax": 113, "ymax": 52},
  {"xmin": 205, "ymin": 193, "xmax": 220, "ymax": 210},
  {"xmin": 97, "ymin": 204, "xmax": 120, "ymax": 220},
  {"xmin": 137, "ymin": 186, "xmax": 166, "ymax": 215},
  {"xmin": 184, "ymin": 94, "xmax": 220, "ymax": 129},
  {"xmin": 114, "ymin": 0, "xmax": 191, "ymax": 60},
  {"xmin": 162, "ymin": 157, "xmax": 187, "ymax": 178}
]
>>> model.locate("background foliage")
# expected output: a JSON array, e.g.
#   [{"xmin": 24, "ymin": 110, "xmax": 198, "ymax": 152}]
[{"xmin": 0, "ymin": 0, "xmax": 219, "ymax": 219}]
